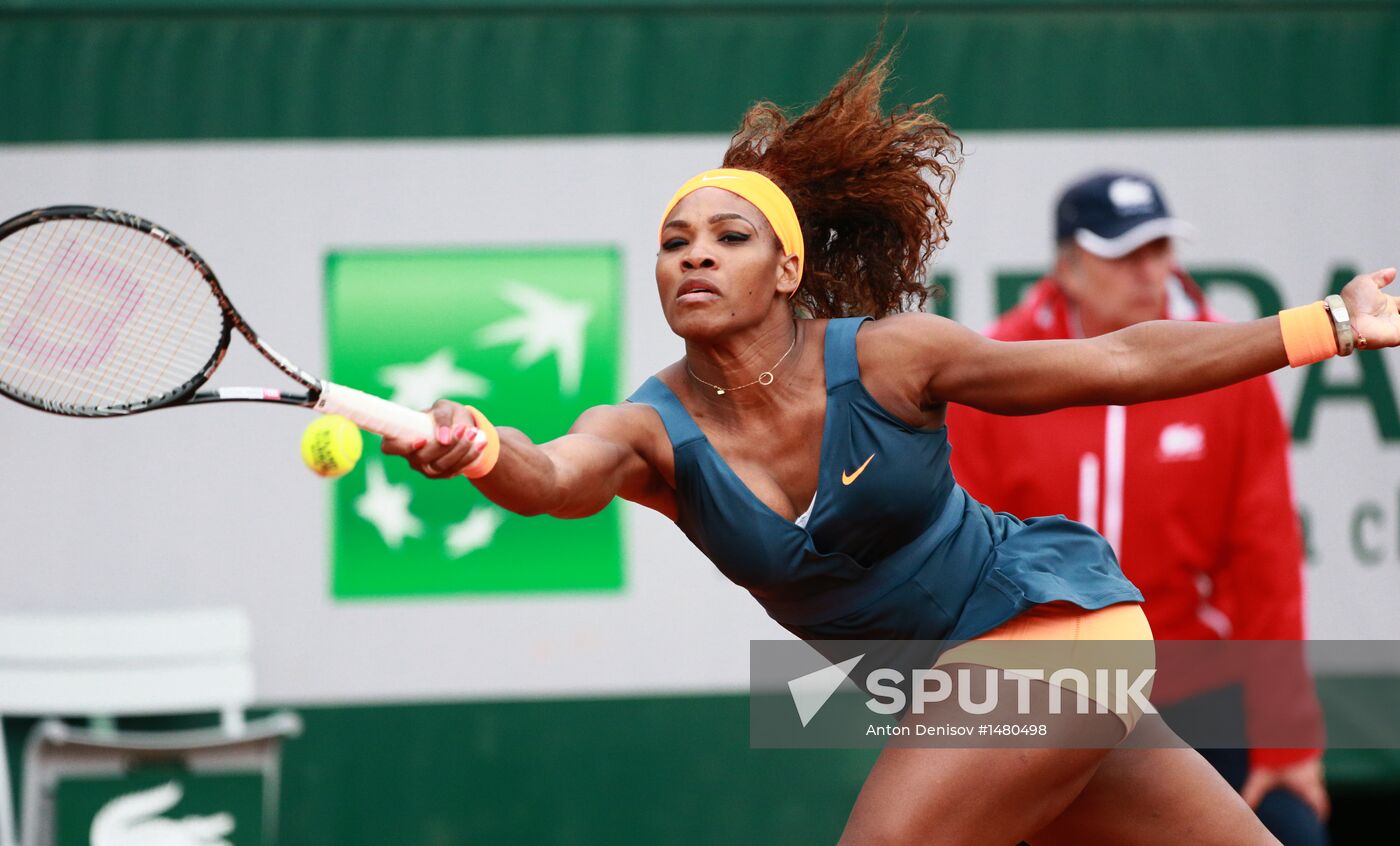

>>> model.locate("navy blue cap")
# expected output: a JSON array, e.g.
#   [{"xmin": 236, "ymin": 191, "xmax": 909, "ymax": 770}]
[{"xmin": 1055, "ymin": 171, "xmax": 1195, "ymax": 259}]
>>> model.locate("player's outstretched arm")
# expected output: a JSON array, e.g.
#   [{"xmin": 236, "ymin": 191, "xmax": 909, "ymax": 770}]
[
  {"xmin": 381, "ymin": 401, "xmax": 673, "ymax": 520},
  {"xmin": 895, "ymin": 267, "xmax": 1398, "ymax": 415}
]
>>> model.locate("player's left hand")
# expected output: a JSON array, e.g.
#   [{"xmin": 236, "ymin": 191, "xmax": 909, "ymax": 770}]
[
  {"xmin": 1340, "ymin": 267, "xmax": 1400, "ymax": 350},
  {"xmin": 1240, "ymin": 756, "xmax": 1330, "ymax": 821}
]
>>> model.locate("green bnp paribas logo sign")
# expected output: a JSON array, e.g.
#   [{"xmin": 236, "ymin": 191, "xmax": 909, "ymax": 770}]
[{"xmin": 324, "ymin": 247, "xmax": 623, "ymax": 599}]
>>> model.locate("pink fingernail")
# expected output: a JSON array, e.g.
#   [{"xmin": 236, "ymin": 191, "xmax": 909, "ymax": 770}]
[
  {"xmin": 453, "ymin": 424, "xmax": 467, "ymax": 440},
  {"xmin": 436, "ymin": 426, "xmax": 451, "ymax": 445},
  {"xmin": 412, "ymin": 438, "xmax": 428, "ymax": 450}
]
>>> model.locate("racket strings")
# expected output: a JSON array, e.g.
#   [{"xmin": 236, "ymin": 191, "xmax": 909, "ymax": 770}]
[
  {"xmin": 0, "ymin": 221, "xmax": 174, "ymax": 407},
  {"xmin": 87, "ymin": 223, "xmax": 210, "ymax": 406},
  {"xmin": 0, "ymin": 218, "xmax": 225, "ymax": 413},
  {"xmin": 82, "ymin": 223, "xmax": 224, "ymax": 406},
  {"xmin": 18, "ymin": 220, "xmax": 159, "ymax": 406}
]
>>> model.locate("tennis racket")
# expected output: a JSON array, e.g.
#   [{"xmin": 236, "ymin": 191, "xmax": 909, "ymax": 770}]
[{"xmin": 0, "ymin": 205, "xmax": 434, "ymax": 441}]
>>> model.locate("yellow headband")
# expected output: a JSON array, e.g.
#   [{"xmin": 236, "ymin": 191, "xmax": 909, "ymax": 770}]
[{"xmin": 659, "ymin": 168, "xmax": 805, "ymax": 287}]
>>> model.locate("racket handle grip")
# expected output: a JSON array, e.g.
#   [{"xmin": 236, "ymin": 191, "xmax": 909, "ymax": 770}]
[{"xmin": 314, "ymin": 382, "xmax": 434, "ymax": 442}]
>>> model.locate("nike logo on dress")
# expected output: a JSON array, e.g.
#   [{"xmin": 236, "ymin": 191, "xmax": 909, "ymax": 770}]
[{"xmin": 842, "ymin": 453, "xmax": 875, "ymax": 485}]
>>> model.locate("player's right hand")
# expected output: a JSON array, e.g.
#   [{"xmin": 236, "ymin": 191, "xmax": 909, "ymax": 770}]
[{"xmin": 381, "ymin": 399, "xmax": 487, "ymax": 479}]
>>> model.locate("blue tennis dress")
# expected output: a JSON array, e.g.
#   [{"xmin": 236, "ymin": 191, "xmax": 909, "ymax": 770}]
[{"xmin": 626, "ymin": 316, "xmax": 1143, "ymax": 642}]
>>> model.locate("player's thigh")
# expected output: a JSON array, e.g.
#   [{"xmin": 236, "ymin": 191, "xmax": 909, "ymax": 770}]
[
  {"xmin": 1028, "ymin": 738, "xmax": 1280, "ymax": 845},
  {"xmin": 840, "ymin": 745, "xmax": 1109, "ymax": 846},
  {"xmin": 839, "ymin": 666, "xmax": 1127, "ymax": 846}
]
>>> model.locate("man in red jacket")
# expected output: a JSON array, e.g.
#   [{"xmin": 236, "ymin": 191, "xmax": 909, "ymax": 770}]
[{"xmin": 947, "ymin": 172, "xmax": 1328, "ymax": 845}]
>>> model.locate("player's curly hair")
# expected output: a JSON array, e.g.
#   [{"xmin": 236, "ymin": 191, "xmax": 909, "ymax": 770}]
[{"xmin": 721, "ymin": 44, "xmax": 961, "ymax": 318}]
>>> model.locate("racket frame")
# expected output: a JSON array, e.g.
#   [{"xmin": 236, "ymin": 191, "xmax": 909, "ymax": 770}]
[
  {"xmin": 1, "ymin": 205, "xmax": 436, "ymax": 442},
  {"xmin": 0, "ymin": 205, "xmax": 323, "ymax": 417}
]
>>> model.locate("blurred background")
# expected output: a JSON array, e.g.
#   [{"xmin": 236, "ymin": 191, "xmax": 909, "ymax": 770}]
[{"xmin": 2, "ymin": 1, "xmax": 1398, "ymax": 843}]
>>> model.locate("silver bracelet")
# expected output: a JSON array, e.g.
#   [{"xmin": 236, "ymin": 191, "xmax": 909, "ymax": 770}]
[{"xmin": 1324, "ymin": 294, "xmax": 1356, "ymax": 356}]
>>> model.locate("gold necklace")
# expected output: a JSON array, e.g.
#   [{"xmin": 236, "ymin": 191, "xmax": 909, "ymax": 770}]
[{"xmin": 686, "ymin": 326, "xmax": 799, "ymax": 396}]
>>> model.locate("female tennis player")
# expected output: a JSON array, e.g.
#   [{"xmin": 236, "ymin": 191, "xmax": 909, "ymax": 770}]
[{"xmin": 382, "ymin": 49, "xmax": 1398, "ymax": 845}]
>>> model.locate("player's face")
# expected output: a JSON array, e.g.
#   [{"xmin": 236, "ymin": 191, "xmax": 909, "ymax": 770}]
[
  {"xmin": 1058, "ymin": 238, "xmax": 1175, "ymax": 336},
  {"xmin": 655, "ymin": 188, "xmax": 796, "ymax": 339}
]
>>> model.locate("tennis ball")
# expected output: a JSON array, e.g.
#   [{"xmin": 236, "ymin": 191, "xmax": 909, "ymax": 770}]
[{"xmin": 301, "ymin": 414, "xmax": 363, "ymax": 478}]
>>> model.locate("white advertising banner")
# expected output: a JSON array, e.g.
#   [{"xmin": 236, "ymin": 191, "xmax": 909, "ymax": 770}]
[{"xmin": 1, "ymin": 129, "xmax": 1397, "ymax": 704}]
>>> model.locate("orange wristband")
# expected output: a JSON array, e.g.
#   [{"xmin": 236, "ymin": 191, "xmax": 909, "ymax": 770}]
[
  {"xmin": 1278, "ymin": 302, "xmax": 1338, "ymax": 368},
  {"xmin": 462, "ymin": 405, "xmax": 501, "ymax": 479}
]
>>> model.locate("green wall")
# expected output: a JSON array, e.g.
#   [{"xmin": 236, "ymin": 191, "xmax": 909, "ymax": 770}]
[
  {"xmin": 3, "ymin": 1, "xmax": 1398, "ymax": 142},
  {"xmin": 7, "ymin": 688, "xmax": 1400, "ymax": 844},
  {"xmin": 3, "ymin": 698, "xmax": 879, "ymax": 844},
  {"xmin": 277, "ymin": 695, "xmax": 875, "ymax": 844}
]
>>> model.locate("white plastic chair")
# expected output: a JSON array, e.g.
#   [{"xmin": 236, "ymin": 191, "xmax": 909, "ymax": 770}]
[{"xmin": 0, "ymin": 607, "xmax": 300, "ymax": 846}]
